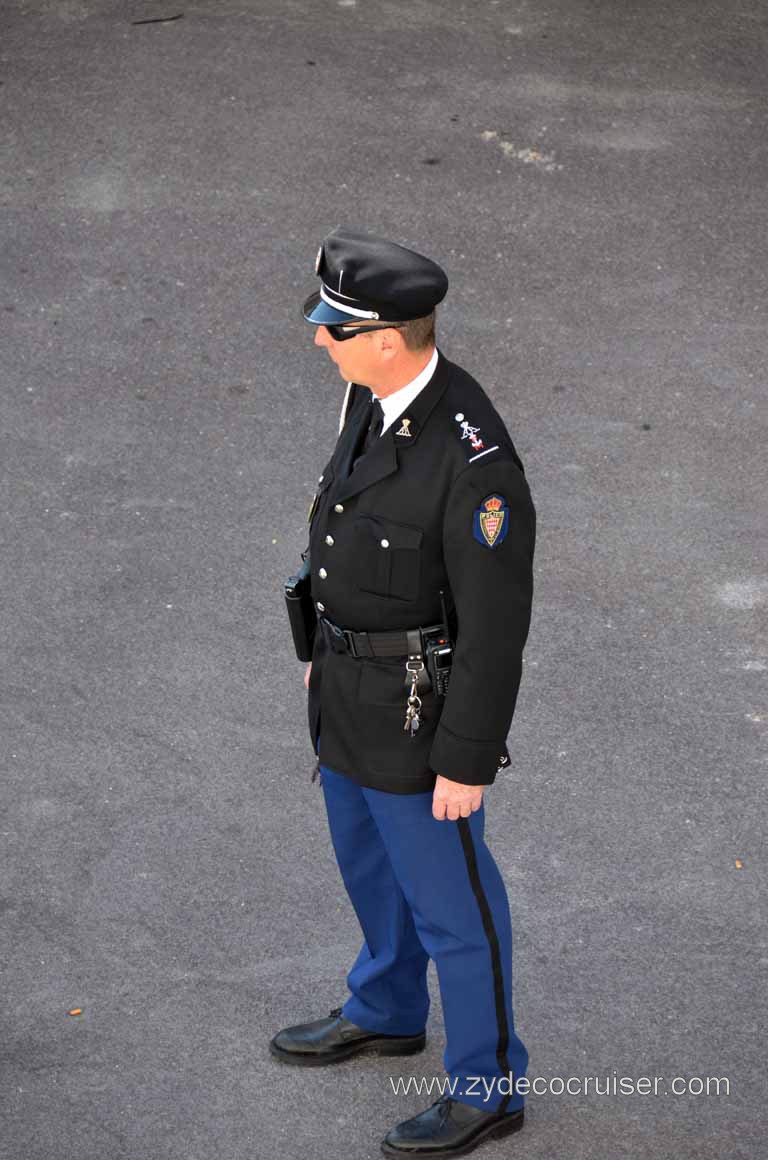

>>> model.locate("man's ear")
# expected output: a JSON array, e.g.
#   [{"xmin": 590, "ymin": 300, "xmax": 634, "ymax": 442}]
[{"xmin": 377, "ymin": 328, "xmax": 402, "ymax": 359}]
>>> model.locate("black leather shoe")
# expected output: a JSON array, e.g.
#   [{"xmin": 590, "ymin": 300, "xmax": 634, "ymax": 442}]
[
  {"xmin": 380, "ymin": 1095, "xmax": 524, "ymax": 1157},
  {"xmin": 269, "ymin": 1006, "xmax": 427, "ymax": 1067}
]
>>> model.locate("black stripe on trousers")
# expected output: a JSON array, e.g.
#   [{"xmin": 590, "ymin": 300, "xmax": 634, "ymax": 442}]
[{"xmin": 457, "ymin": 818, "xmax": 515, "ymax": 1115}]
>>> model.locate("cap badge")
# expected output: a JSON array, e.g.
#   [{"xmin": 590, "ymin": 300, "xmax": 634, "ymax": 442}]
[
  {"xmin": 473, "ymin": 493, "xmax": 509, "ymax": 549},
  {"xmin": 314, "ymin": 245, "xmax": 322, "ymax": 274},
  {"xmin": 459, "ymin": 418, "xmax": 484, "ymax": 451},
  {"xmin": 395, "ymin": 417, "xmax": 413, "ymax": 438}
]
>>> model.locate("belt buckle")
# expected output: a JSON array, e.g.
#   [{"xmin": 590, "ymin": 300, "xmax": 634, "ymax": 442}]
[
  {"xmin": 321, "ymin": 616, "xmax": 349, "ymax": 655},
  {"xmin": 343, "ymin": 629, "xmax": 359, "ymax": 659}
]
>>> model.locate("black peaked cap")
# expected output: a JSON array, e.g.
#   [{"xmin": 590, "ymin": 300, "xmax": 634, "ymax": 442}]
[{"xmin": 303, "ymin": 226, "xmax": 449, "ymax": 326}]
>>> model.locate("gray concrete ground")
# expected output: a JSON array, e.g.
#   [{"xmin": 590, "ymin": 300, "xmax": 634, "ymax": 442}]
[{"xmin": 1, "ymin": 1, "xmax": 766, "ymax": 1157}]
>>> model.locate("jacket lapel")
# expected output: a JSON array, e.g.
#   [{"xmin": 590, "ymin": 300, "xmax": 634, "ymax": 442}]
[
  {"xmin": 333, "ymin": 348, "xmax": 452, "ymax": 504},
  {"xmin": 334, "ymin": 422, "xmax": 399, "ymax": 502},
  {"xmin": 334, "ymin": 384, "xmax": 377, "ymax": 483}
]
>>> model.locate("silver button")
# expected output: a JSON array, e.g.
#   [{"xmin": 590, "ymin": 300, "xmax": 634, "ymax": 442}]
[
  {"xmin": 318, "ymin": 567, "xmax": 327, "ymax": 579},
  {"xmin": 318, "ymin": 474, "xmax": 324, "ymax": 482},
  {"xmin": 334, "ymin": 503, "xmax": 344, "ymax": 513},
  {"xmin": 455, "ymin": 412, "xmax": 464, "ymax": 422},
  {"xmin": 317, "ymin": 601, "xmax": 325, "ymax": 612},
  {"xmin": 325, "ymin": 534, "xmax": 334, "ymax": 546},
  {"xmin": 380, "ymin": 538, "xmax": 390, "ymax": 548}
]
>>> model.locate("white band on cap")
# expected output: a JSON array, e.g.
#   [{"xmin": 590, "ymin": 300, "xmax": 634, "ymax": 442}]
[{"xmin": 320, "ymin": 284, "xmax": 380, "ymax": 320}]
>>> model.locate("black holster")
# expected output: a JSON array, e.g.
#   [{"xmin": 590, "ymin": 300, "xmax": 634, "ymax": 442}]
[{"xmin": 284, "ymin": 554, "xmax": 317, "ymax": 662}]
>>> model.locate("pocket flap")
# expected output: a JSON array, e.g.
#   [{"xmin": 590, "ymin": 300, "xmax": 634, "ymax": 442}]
[{"xmin": 355, "ymin": 514, "xmax": 423, "ymax": 550}]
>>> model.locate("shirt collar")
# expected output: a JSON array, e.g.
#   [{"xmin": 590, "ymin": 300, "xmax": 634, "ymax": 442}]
[{"xmin": 371, "ymin": 345, "xmax": 439, "ymax": 434}]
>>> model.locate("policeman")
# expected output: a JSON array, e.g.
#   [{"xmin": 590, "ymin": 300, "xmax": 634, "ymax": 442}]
[{"xmin": 270, "ymin": 226, "xmax": 537, "ymax": 1158}]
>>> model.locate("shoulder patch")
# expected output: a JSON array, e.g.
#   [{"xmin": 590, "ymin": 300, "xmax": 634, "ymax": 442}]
[
  {"xmin": 473, "ymin": 494, "xmax": 509, "ymax": 548},
  {"xmin": 453, "ymin": 411, "xmax": 500, "ymax": 463}
]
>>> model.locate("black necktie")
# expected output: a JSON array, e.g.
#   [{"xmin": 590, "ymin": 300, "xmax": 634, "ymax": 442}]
[{"xmin": 352, "ymin": 397, "xmax": 384, "ymax": 469}]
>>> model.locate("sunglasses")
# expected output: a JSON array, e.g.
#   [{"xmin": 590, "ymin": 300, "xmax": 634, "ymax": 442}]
[{"xmin": 325, "ymin": 321, "xmax": 408, "ymax": 342}]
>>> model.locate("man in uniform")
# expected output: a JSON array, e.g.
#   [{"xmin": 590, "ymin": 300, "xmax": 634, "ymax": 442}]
[{"xmin": 270, "ymin": 227, "xmax": 537, "ymax": 1158}]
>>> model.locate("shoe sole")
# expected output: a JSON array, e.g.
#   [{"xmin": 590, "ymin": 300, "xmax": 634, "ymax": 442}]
[
  {"xmin": 268, "ymin": 1033, "xmax": 427, "ymax": 1067},
  {"xmin": 380, "ymin": 1108, "xmax": 524, "ymax": 1158}
]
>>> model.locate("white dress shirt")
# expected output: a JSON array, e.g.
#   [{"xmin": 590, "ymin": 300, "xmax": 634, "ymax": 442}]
[{"xmin": 371, "ymin": 345, "xmax": 439, "ymax": 435}]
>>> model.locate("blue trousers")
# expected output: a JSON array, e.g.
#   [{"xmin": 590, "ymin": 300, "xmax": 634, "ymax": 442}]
[{"xmin": 318, "ymin": 760, "xmax": 528, "ymax": 1114}]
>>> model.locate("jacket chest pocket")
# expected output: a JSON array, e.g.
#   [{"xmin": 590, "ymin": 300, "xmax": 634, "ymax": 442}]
[{"xmin": 351, "ymin": 514, "xmax": 423, "ymax": 601}]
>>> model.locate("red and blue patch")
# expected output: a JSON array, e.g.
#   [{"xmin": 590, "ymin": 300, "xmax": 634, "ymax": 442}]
[{"xmin": 473, "ymin": 494, "xmax": 509, "ymax": 548}]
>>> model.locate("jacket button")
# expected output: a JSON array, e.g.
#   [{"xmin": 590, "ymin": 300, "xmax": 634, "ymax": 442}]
[
  {"xmin": 325, "ymin": 535, "xmax": 334, "ymax": 546},
  {"xmin": 318, "ymin": 567, "xmax": 328, "ymax": 579},
  {"xmin": 317, "ymin": 601, "xmax": 325, "ymax": 612},
  {"xmin": 334, "ymin": 503, "xmax": 344, "ymax": 513},
  {"xmin": 380, "ymin": 538, "xmax": 390, "ymax": 548},
  {"xmin": 318, "ymin": 474, "xmax": 324, "ymax": 483}
]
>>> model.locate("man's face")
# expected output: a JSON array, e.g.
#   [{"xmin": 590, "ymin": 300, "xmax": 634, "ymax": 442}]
[{"xmin": 313, "ymin": 323, "xmax": 393, "ymax": 385}]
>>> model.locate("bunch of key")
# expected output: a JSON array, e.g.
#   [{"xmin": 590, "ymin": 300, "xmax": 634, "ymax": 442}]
[{"xmin": 403, "ymin": 657, "xmax": 425, "ymax": 737}]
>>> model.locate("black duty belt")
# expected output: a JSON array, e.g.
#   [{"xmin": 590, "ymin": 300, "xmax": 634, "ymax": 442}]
[{"xmin": 318, "ymin": 614, "xmax": 445, "ymax": 659}]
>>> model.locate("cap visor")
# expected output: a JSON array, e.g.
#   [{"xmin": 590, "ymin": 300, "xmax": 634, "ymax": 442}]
[{"xmin": 302, "ymin": 290, "xmax": 360, "ymax": 325}]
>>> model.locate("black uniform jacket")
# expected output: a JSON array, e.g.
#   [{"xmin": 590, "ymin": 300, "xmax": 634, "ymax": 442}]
[{"xmin": 305, "ymin": 346, "xmax": 536, "ymax": 794}]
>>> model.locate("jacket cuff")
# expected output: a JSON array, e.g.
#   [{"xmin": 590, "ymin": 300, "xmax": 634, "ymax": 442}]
[{"xmin": 429, "ymin": 722, "xmax": 511, "ymax": 786}]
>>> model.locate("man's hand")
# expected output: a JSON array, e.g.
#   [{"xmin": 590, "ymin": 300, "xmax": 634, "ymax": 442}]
[
  {"xmin": 304, "ymin": 662, "xmax": 312, "ymax": 690},
  {"xmin": 432, "ymin": 774, "xmax": 484, "ymax": 821}
]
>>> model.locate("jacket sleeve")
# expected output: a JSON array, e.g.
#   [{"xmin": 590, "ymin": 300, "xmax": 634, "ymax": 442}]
[{"xmin": 428, "ymin": 454, "xmax": 536, "ymax": 785}]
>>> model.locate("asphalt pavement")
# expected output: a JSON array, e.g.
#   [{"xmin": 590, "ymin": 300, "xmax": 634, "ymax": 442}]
[{"xmin": 1, "ymin": 1, "xmax": 766, "ymax": 1158}]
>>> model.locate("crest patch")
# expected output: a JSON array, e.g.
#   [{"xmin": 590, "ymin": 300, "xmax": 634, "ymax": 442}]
[{"xmin": 473, "ymin": 494, "xmax": 509, "ymax": 548}]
